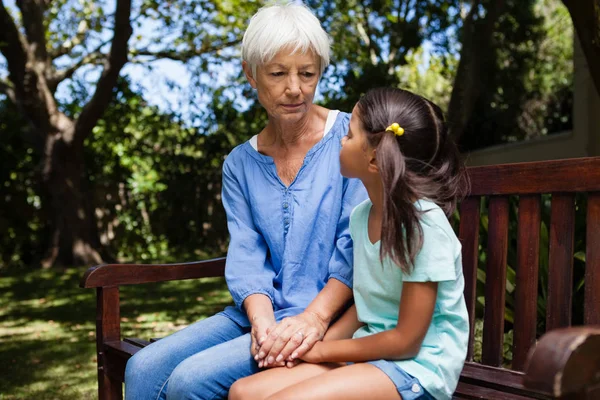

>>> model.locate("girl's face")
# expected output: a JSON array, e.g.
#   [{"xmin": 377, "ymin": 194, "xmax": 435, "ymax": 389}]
[{"xmin": 340, "ymin": 106, "xmax": 374, "ymax": 179}]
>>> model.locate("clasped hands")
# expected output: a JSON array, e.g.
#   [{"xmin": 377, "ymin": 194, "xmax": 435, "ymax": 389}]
[{"xmin": 251, "ymin": 311, "xmax": 327, "ymax": 368}]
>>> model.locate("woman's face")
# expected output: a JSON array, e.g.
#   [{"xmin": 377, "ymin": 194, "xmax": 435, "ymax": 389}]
[{"xmin": 244, "ymin": 48, "xmax": 320, "ymax": 123}]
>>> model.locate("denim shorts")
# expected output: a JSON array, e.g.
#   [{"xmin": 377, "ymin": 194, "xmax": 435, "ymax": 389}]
[{"xmin": 368, "ymin": 360, "xmax": 435, "ymax": 400}]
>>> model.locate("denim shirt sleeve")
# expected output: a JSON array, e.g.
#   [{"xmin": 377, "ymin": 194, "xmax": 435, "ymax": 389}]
[
  {"xmin": 327, "ymin": 176, "xmax": 367, "ymax": 288},
  {"xmin": 222, "ymin": 159, "xmax": 275, "ymax": 309}
]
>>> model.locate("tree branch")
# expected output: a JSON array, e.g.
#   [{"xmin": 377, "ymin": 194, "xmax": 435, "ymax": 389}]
[
  {"xmin": 358, "ymin": 1, "xmax": 379, "ymax": 65},
  {"xmin": 50, "ymin": 20, "xmax": 91, "ymax": 60},
  {"xmin": 1, "ymin": 0, "xmax": 54, "ymax": 134},
  {"xmin": 0, "ymin": 79, "xmax": 17, "ymax": 104},
  {"xmin": 74, "ymin": 0, "xmax": 132, "ymax": 145},
  {"xmin": 131, "ymin": 38, "xmax": 242, "ymax": 62},
  {"xmin": 16, "ymin": 0, "xmax": 48, "ymax": 62},
  {"xmin": 0, "ymin": 1, "xmax": 29, "ymax": 92},
  {"xmin": 49, "ymin": 39, "xmax": 111, "ymax": 90}
]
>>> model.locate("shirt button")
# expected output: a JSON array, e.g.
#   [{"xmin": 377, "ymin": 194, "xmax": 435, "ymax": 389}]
[
  {"xmin": 283, "ymin": 203, "xmax": 288, "ymax": 209},
  {"xmin": 284, "ymin": 218, "xmax": 289, "ymax": 224},
  {"xmin": 411, "ymin": 383, "xmax": 420, "ymax": 393}
]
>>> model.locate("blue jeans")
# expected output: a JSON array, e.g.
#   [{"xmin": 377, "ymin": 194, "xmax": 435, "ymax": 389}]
[{"xmin": 125, "ymin": 313, "xmax": 258, "ymax": 400}]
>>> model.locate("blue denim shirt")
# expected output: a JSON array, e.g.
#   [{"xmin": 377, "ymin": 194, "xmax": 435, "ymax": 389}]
[{"xmin": 220, "ymin": 111, "xmax": 367, "ymax": 327}]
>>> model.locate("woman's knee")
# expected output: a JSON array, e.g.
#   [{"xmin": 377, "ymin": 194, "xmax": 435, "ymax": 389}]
[
  {"xmin": 167, "ymin": 357, "xmax": 227, "ymax": 399},
  {"xmin": 125, "ymin": 345, "xmax": 156, "ymax": 383}
]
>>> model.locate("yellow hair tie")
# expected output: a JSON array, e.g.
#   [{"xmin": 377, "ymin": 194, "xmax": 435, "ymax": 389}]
[{"xmin": 385, "ymin": 122, "xmax": 404, "ymax": 136}]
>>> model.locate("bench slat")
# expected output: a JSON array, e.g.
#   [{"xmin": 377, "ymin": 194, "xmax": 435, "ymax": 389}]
[
  {"xmin": 454, "ymin": 382, "xmax": 541, "ymax": 400},
  {"xmin": 585, "ymin": 193, "xmax": 600, "ymax": 325},
  {"xmin": 467, "ymin": 157, "xmax": 600, "ymax": 195},
  {"xmin": 104, "ymin": 340, "xmax": 142, "ymax": 384},
  {"xmin": 459, "ymin": 196, "xmax": 481, "ymax": 361},
  {"xmin": 482, "ymin": 196, "xmax": 509, "ymax": 367},
  {"xmin": 546, "ymin": 193, "xmax": 575, "ymax": 331},
  {"xmin": 459, "ymin": 363, "xmax": 551, "ymax": 399},
  {"xmin": 123, "ymin": 337, "xmax": 151, "ymax": 348},
  {"xmin": 513, "ymin": 195, "xmax": 541, "ymax": 371}
]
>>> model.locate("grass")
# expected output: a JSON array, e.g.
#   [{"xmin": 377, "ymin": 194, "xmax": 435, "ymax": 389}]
[{"xmin": 0, "ymin": 265, "xmax": 232, "ymax": 399}]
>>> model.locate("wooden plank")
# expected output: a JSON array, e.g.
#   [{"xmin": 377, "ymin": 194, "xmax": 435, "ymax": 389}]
[
  {"xmin": 524, "ymin": 326, "xmax": 600, "ymax": 397},
  {"xmin": 546, "ymin": 194, "xmax": 575, "ymax": 331},
  {"xmin": 454, "ymin": 382, "xmax": 543, "ymax": 400},
  {"xmin": 123, "ymin": 337, "xmax": 150, "ymax": 348},
  {"xmin": 512, "ymin": 195, "xmax": 541, "ymax": 371},
  {"xmin": 97, "ymin": 287, "xmax": 122, "ymax": 400},
  {"xmin": 104, "ymin": 341, "xmax": 143, "ymax": 383},
  {"xmin": 461, "ymin": 363, "xmax": 524, "ymax": 388},
  {"xmin": 585, "ymin": 193, "xmax": 600, "ymax": 325},
  {"xmin": 459, "ymin": 196, "xmax": 481, "ymax": 361},
  {"xmin": 81, "ymin": 257, "xmax": 226, "ymax": 288},
  {"xmin": 482, "ymin": 196, "xmax": 509, "ymax": 367},
  {"xmin": 467, "ymin": 157, "xmax": 600, "ymax": 196},
  {"xmin": 459, "ymin": 363, "xmax": 551, "ymax": 399}
]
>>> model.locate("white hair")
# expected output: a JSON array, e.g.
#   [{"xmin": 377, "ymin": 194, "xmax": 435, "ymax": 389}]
[{"xmin": 242, "ymin": 1, "xmax": 331, "ymax": 77}]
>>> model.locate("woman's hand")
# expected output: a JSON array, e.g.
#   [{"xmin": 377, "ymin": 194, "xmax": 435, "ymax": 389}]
[
  {"xmin": 250, "ymin": 315, "xmax": 275, "ymax": 357},
  {"xmin": 255, "ymin": 311, "xmax": 328, "ymax": 368},
  {"xmin": 250, "ymin": 315, "xmax": 288, "ymax": 368}
]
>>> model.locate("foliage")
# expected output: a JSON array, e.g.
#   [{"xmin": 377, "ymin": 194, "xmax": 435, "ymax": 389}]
[
  {"xmin": 457, "ymin": 0, "xmax": 574, "ymax": 150},
  {"xmin": 1, "ymin": 0, "xmax": 578, "ymax": 266},
  {"xmin": 0, "ymin": 102, "xmax": 47, "ymax": 267},
  {"xmin": 310, "ymin": 0, "xmax": 462, "ymax": 111}
]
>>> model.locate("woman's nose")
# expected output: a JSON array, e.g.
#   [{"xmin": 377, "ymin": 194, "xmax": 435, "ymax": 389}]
[{"xmin": 286, "ymin": 76, "xmax": 301, "ymax": 95}]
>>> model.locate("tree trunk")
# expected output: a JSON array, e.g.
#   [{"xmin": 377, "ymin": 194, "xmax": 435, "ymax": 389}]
[
  {"xmin": 1, "ymin": 0, "xmax": 132, "ymax": 267},
  {"xmin": 562, "ymin": 0, "xmax": 600, "ymax": 97},
  {"xmin": 40, "ymin": 123, "xmax": 105, "ymax": 267},
  {"xmin": 448, "ymin": 0, "xmax": 505, "ymax": 143}
]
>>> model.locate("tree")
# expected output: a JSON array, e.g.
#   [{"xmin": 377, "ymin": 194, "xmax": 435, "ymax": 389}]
[
  {"xmin": 0, "ymin": 0, "xmax": 258, "ymax": 266},
  {"xmin": 448, "ymin": 0, "xmax": 576, "ymax": 148},
  {"xmin": 309, "ymin": 0, "xmax": 461, "ymax": 111},
  {"xmin": 0, "ymin": 0, "xmax": 131, "ymax": 266},
  {"xmin": 562, "ymin": 0, "xmax": 600, "ymax": 95}
]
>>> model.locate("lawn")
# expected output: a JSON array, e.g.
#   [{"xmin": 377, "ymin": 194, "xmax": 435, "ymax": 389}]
[{"xmin": 0, "ymin": 265, "xmax": 232, "ymax": 399}]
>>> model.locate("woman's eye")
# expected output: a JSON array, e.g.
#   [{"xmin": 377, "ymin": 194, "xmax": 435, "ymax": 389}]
[
  {"xmin": 301, "ymin": 72, "xmax": 315, "ymax": 78},
  {"xmin": 271, "ymin": 72, "xmax": 284, "ymax": 77}
]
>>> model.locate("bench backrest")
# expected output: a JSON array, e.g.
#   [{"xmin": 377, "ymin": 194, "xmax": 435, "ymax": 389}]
[{"xmin": 459, "ymin": 156, "xmax": 600, "ymax": 371}]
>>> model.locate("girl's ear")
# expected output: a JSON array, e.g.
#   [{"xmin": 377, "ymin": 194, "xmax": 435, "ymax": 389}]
[
  {"xmin": 368, "ymin": 148, "xmax": 379, "ymax": 173},
  {"xmin": 242, "ymin": 61, "xmax": 257, "ymax": 89}
]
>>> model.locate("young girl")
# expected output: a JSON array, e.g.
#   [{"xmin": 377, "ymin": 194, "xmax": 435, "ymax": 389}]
[{"xmin": 229, "ymin": 87, "xmax": 470, "ymax": 400}]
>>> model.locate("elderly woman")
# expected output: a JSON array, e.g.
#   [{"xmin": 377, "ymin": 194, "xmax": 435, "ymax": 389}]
[{"xmin": 124, "ymin": 2, "xmax": 366, "ymax": 399}]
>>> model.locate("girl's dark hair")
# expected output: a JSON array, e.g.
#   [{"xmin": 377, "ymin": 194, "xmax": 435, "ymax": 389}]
[{"xmin": 356, "ymin": 87, "xmax": 468, "ymax": 273}]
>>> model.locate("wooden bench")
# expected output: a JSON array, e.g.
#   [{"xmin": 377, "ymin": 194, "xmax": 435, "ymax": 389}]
[{"xmin": 81, "ymin": 156, "xmax": 600, "ymax": 399}]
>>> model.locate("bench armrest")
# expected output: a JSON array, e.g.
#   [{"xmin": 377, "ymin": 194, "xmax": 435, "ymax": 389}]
[
  {"xmin": 524, "ymin": 326, "xmax": 600, "ymax": 397},
  {"xmin": 80, "ymin": 257, "xmax": 226, "ymax": 288}
]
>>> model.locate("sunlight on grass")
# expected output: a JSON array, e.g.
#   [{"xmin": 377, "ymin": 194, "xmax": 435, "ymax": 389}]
[{"xmin": 0, "ymin": 265, "xmax": 232, "ymax": 399}]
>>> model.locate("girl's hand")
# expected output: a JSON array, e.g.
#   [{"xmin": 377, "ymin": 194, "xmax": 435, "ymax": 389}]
[
  {"xmin": 299, "ymin": 341, "xmax": 323, "ymax": 364},
  {"xmin": 256, "ymin": 311, "xmax": 328, "ymax": 367}
]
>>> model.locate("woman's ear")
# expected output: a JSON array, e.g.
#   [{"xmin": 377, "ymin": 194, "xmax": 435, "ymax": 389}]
[{"xmin": 242, "ymin": 61, "xmax": 257, "ymax": 89}]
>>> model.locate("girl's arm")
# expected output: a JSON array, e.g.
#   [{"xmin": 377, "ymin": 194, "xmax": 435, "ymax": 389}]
[
  {"xmin": 300, "ymin": 281, "xmax": 437, "ymax": 363},
  {"xmin": 322, "ymin": 304, "xmax": 364, "ymax": 341}
]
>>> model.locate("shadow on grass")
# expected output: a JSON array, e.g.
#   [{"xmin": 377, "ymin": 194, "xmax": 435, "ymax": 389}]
[{"xmin": 0, "ymin": 265, "xmax": 233, "ymax": 398}]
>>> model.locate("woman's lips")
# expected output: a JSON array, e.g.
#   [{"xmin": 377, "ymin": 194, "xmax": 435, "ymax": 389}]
[{"xmin": 282, "ymin": 103, "xmax": 303, "ymax": 109}]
